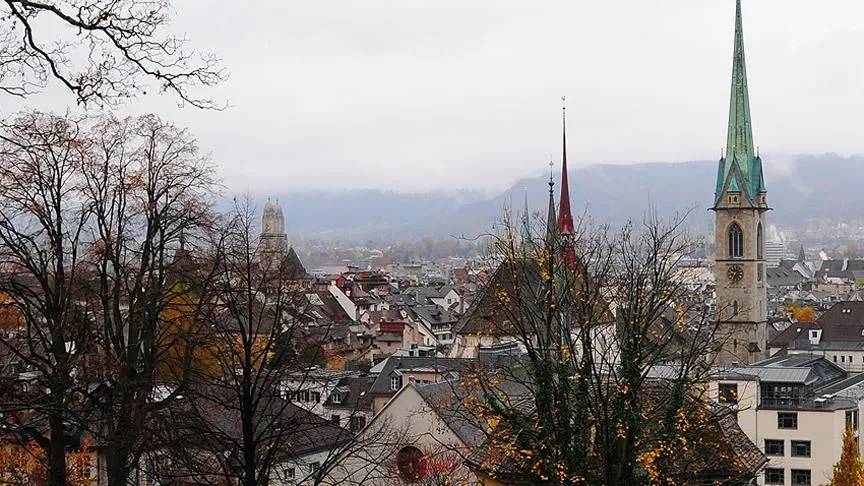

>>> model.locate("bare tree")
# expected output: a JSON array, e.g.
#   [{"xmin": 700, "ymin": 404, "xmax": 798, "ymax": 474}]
[
  {"xmin": 78, "ymin": 113, "xmax": 218, "ymax": 486},
  {"xmin": 148, "ymin": 200, "xmax": 375, "ymax": 486},
  {"xmin": 445, "ymin": 209, "xmax": 763, "ymax": 485},
  {"xmin": 0, "ymin": 111, "xmax": 93, "ymax": 486},
  {"xmin": 0, "ymin": 111, "xmax": 220, "ymax": 486},
  {"xmin": 0, "ymin": 0, "xmax": 224, "ymax": 107}
]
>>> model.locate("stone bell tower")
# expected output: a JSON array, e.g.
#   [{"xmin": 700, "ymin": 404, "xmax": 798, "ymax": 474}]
[
  {"xmin": 260, "ymin": 199, "xmax": 288, "ymax": 259},
  {"xmin": 713, "ymin": 0, "xmax": 770, "ymax": 365}
]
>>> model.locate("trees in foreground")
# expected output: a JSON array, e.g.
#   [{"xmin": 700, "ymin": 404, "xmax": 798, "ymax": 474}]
[
  {"xmin": 0, "ymin": 112, "xmax": 384, "ymax": 486},
  {"xmin": 441, "ymin": 210, "xmax": 764, "ymax": 485},
  {"xmin": 0, "ymin": 110, "xmax": 219, "ymax": 486},
  {"xmin": 0, "ymin": 0, "xmax": 224, "ymax": 107},
  {"xmin": 148, "ymin": 200, "xmax": 376, "ymax": 486},
  {"xmin": 829, "ymin": 425, "xmax": 864, "ymax": 486}
]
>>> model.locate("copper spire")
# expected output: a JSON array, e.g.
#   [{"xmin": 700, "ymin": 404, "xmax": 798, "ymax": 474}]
[{"xmin": 557, "ymin": 97, "xmax": 574, "ymax": 236}]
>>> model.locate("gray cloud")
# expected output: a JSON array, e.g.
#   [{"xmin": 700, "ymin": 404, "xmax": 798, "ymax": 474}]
[{"xmin": 2, "ymin": 0, "xmax": 862, "ymax": 194}]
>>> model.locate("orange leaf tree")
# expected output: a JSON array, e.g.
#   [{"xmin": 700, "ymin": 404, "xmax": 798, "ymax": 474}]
[
  {"xmin": 830, "ymin": 425, "xmax": 864, "ymax": 486},
  {"xmin": 0, "ymin": 441, "xmax": 92, "ymax": 486},
  {"xmin": 785, "ymin": 304, "xmax": 818, "ymax": 323}
]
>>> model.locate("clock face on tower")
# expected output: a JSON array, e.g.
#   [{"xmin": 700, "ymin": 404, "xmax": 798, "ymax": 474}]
[{"xmin": 727, "ymin": 264, "xmax": 744, "ymax": 284}]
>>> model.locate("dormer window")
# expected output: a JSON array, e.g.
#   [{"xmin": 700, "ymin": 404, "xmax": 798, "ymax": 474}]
[
  {"xmin": 390, "ymin": 375, "xmax": 402, "ymax": 391},
  {"xmin": 809, "ymin": 329, "xmax": 822, "ymax": 345}
]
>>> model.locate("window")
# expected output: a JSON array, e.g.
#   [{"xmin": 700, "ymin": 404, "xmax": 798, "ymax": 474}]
[
  {"xmin": 350, "ymin": 415, "xmax": 367, "ymax": 432},
  {"xmin": 757, "ymin": 223, "xmax": 764, "ymax": 260},
  {"xmin": 762, "ymin": 384, "xmax": 801, "ymax": 407},
  {"xmin": 778, "ymin": 412, "xmax": 798, "ymax": 429},
  {"xmin": 764, "ymin": 468, "xmax": 784, "ymax": 485},
  {"xmin": 718, "ymin": 383, "xmax": 738, "ymax": 404},
  {"xmin": 842, "ymin": 356, "xmax": 846, "ymax": 363},
  {"xmin": 390, "ymin": 375, "xmax": 402, "ymax": 391},
  {"xmin": 396, "ymin": 446, "xmax": 426, "ymax": 482},
  {"xmin": 847, "ymin": 410, "xmax": 859, "ymax": 431},
  {"xmin": 728, "ymin": 223, "xmax": 744, "ymax": 258},
  {"xmin": 764, "ymin": 439, "xmax": 784, "ymax": 456},
  {"xmin": 331, "ymin": 391, "xmax": 344, "ymax": 404},
  {"xmin": 791, "ymin": 440, "xmax": 811, "ymax": 457},
  {"xmin": 285, "ymin": 468, "xmax": 295, "ymax": 479},
  {"xmin": 791, "ymin": 469, "xmax": 811, "ymax": 486},
  {"xmin": 310, "ymin": 462, "xmax": 321, "ymax": 472}
]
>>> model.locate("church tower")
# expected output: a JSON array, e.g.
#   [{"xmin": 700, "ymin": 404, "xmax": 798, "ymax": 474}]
[
  {"xmin": 260, "ymin": 199, "xmax": 288, "ymax": 259},
  {"xmin": 713, "ymin": 0, "xmax": 770, "ymax": 364}
]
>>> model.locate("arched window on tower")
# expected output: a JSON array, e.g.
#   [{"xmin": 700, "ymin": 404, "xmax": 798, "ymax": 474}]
[
  {"xmin": 757, "ymin": 223, "xmax": 764, "ymax": 260},
  {"xmin": 728, "ymin": 223, "xmax": 744, "ymax": 258}
]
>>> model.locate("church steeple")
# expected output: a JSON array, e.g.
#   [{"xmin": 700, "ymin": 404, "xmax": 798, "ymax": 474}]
[
  {"xmin": 545, "ymin": 162, "xmax": 557, "ymax": 245},
  {"xmin": 557, "ymin": 99, "xmax": 574, "ymax": 236},
  {"xmin": 711, "ymin": 0, "xmax": 770, "ymax": 366},
  {"xmin": 520, "ymin": 189, "xmax": 531, "ymax": 245},
  {"xmin": 715, "ymin": 0, "xmax": 766, "ymax": 207}
]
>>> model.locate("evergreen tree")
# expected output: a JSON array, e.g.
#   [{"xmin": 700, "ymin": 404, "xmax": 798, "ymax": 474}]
[{"xmin": 830, "ymin": 425, "xmax": 864, "ymax": 486}]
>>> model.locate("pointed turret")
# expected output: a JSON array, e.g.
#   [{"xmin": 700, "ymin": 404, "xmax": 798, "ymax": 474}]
[
  {"xmin": 715, "ymin": 0, "xmax": 766, "ymax": 207},
  {"xmin": 520, "ymin": 190, "xmax": 531, "ymax": 245},
  {"xmin": 545, "ymin": 163, "xmax": 557, "ymax": 246},
  {"xmin": 798, "ymin": 244, "xmax": 806, "ymax": 262},
  {"xmin": 557, "ymin": 101, "xmax": 575, "ymax": 235}
]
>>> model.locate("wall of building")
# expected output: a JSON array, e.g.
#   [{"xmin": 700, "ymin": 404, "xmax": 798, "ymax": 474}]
[
  {"xmin": 333, "ymin": 385, "xmax": 472, "ymax": 484},
  {"xmin": 711, "ymin": 378, "xmax": 859, "ymax": 486}
]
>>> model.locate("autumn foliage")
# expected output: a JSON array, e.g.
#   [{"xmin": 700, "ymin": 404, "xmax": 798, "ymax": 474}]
[
  {"xmin": 786, "ymin": 304, "xmax": 818, "ymax": 323},
  {"xmin": 157, "ymin": 284, "xmax": 220, "ymax": 381},
  {"xmin": 829, "ymin": 425, "xmax": 864, "ymax": 486},
  {"xmin": 0, "ymin": 441, "xmax": 92, "ymax": 486}
]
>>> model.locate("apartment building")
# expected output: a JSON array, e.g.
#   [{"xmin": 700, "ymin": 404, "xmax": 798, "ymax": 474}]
[{"xmin": 710, "ymin": 354, "xmax": 864, "ymax": 486}]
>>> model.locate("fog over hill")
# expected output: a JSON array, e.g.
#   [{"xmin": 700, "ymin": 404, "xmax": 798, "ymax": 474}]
[{"xmin": 264, "ymin": 153, "xmax": 864, "ymax": 242}]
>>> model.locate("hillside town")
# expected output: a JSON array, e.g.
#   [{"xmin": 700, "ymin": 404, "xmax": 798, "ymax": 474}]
[{"xmin": 4, "ymin": 1, "xmax": 864, "ymax": 486}]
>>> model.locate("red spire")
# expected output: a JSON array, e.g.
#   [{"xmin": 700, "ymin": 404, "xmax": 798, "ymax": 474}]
[{"xmin": 557, "ymin": 99, "xmax": 574, "ymax": 236}]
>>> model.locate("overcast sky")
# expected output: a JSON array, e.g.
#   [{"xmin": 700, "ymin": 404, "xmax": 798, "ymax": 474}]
[{"xmin": 4, "ymin": 0, "xmax": 864, "ymax": 194}]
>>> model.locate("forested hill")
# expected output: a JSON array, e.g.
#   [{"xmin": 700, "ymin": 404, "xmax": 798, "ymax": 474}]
[{"xmin": 267, "ymin": 153, "xmax": 864, "ymax": 241}]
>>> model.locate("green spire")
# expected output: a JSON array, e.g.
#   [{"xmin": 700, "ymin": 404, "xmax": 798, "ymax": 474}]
[
  {"xmin": 727, "ymin": 0, "xmax": 754, "ymax": 168},
  {"xmin": 715, "ymin": 0, "xmax": 766, "ymax": 206}
]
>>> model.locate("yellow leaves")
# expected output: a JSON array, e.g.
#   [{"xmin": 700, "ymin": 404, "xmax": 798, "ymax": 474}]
[
  {"xmin": 0, "ymin": 441, "xmax": 93, "ymax": 486},
  {"xmin": 829, "ymin": 425, "xmax": 864, "ymax": 485},
  {"xmin": 485, "ymin": 415, "xmax": 500, "ymax": 433},
  {"xmin": 637, "ymin": 448, "xmax": 661, "ymax": 483},
  {"xmin": 786, "ymin": 304, "xmax": 817, "ymax": 323}
]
